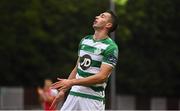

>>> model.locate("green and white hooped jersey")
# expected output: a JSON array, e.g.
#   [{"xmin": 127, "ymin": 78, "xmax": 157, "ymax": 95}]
[{"xmin": 70, "ymin": 35, "xmax": 119, "ymax": 102}]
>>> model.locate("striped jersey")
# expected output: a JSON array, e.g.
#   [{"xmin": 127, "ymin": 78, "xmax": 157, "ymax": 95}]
[{"xmin": 70, "ymin": 35, "xmax": 119, "ymax": 101}]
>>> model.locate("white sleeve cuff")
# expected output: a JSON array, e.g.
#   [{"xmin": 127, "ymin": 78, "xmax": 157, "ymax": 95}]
[{"xmin": 102, "ymin": 62, "xmax": 114, "ymax": 68}]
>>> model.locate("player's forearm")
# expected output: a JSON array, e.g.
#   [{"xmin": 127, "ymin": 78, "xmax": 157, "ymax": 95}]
[
  {"xmin": 39, "ymin": 93, "xmax": 48, "ymax": 101},
  {"xmin": 68, "ymin": 65, "xmax": 77, "ymax": 79},
  {"xmin": 46, "ymin": 95, "xmax": 54, "ymax": 102},
  {"xmin": 71, "ymin": 72, "xmax": 108, "ymax": 86},
  {"xmin": 70, "ymin": 64, "xmax": 113, "ymax": 86},
  {"xmin": 68, "ymin": 58, "xmax": 79, "ymax": 79}
]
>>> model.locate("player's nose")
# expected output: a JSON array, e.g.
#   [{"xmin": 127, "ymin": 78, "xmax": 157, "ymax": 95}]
[{"xmin": 95, "ymin": 15, "xmax": 99, "ymax": 19}]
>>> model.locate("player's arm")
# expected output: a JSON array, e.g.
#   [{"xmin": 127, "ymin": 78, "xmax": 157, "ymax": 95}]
[
  {"xmin": 67, "ymin": 58, "xmax": 79, "ymax": 79},
  {"xmin": 37, "ymin": 88, "xmax": 49, "ymax": 101},
  {"xmin": 52, "ymin": 58, "xmax": 79, "ymax": 90},
  {"xmin": 45, "ymin": 94, "xmax": 55, "ymax": 102},
  {"xmin": 49, "ymin": 58, "xmax": 79, "ymax": 110},
  {"xmin": 49, "ymin": 91, "xmax": 64, "ymax": 110},
  {"xmin": 70, "ymin": 63, "xmax": 112, "ymax": 85},
  {"xmin": 52, "ymin": 64, "xmax": 113, "ymax": 90},
  {"xmin": 37, "ymin": 88, "xmax": 54, "ymax": 102}
]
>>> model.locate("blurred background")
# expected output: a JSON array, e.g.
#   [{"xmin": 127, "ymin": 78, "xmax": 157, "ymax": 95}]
[{"xmin": 0, "ymin": 0, "xmax": 179, "ymax": 110}]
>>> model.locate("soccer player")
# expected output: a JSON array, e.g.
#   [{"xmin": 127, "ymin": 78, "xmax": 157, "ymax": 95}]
[
  {"xmin": 37, "ymin": 79, "xmax": 58, "ymax": 111},
  {"xmin": 51, "ymin": 10, "xmax": 119, "ymax": 110}
]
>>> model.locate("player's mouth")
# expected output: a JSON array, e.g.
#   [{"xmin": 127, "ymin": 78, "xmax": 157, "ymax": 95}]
[{"xmin": 93, "ymin": 20, "xmax": 97, "ymax": 24}]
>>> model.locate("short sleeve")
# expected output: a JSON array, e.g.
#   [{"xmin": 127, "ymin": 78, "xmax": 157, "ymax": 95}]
[
  {"xmin": 102, "ymin": 45, "xmax": 119, "ymax": 67},
  {"xmin": 78, "ymin": 38, "xmax": 85, "ymax": 55}
]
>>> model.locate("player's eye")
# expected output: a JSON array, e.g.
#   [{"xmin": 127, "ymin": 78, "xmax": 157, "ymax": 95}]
[{"xmin": 100, "ymin": 14, "xmax": 105, "ymax": 18}]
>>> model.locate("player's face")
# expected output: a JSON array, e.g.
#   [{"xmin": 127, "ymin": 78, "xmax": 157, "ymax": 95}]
[
  {"xmin": 93, "ymin": 12, "xmax": 112, "ymax": 30},
  {"xmin": 44, "ymin": 79, "xmax": 52, "ymax": 88}
]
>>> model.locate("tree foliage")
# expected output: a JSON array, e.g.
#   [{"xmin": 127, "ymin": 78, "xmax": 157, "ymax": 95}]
[
  {"xmin": 116, "ymin": 0, "xmax": 180, "ymax": 96},
  {"xmin": 0, "ymin": 0, "xmax": 108, "ymax": 86},
  {"xmin": 0, "ymin": 0, "xmax": 179, "ymax": 96}
]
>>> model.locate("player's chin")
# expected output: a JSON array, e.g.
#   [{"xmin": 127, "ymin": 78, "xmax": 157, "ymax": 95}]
[{"xmin": 93, "ymin": 25, "xmax": 98, "ymax": 29}]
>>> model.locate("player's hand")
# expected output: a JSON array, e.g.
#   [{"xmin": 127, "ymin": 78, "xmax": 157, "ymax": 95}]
[
  {"xmin": 51, "ymin": 78, "xmax": 73, "ymax": 91},
  {"xmin": 37, "ymin": 87, "xmax": 44, "ymax": 95},
  {"xmin": 51, "ymin": 78, "xmax": 65, "ymax": 89}
]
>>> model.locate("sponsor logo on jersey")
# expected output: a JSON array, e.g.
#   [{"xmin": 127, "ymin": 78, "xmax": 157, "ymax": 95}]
[
  {"xmin": 80, "ymin": 54, "xmax": 92, "ymax": 70},
  {"xmin": 107, "ymin": 55, "xmax": 118, "ymax": 66}
]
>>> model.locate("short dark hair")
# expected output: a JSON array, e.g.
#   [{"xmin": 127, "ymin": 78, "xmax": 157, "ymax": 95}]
[{"xmin": 106, "ymin": 10, "xmax": 118, "ymax": 33}]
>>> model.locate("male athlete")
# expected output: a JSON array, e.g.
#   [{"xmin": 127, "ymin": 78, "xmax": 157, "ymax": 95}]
[
  {"xmin": 37, "ymin": 79, "xmax": 58, "ymax": 110},
  {"xmin": 51, "ymin": 10, "xmax": 119, "ymax": 110}
]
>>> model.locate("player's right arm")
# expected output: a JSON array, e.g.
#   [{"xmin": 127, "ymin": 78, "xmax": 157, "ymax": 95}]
[
  {"xmin": 67, "ymin": 37, "xmax": 84, "ymax": 80},
  {"xmin": 67, "ymin": 58, "xmax": 79, "ymax": 80},
  {"xmin": 50, "ymin": 58, "xmax": 79, "ymax": 110}
]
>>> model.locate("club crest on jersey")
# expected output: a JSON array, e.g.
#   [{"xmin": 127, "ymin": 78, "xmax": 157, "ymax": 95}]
[
  {"xmin": 94, "ymin": 48, "xmax": 102, "ymax": 55},
  {"xmin": 80, "ymin": 54, "xmax": 92, "ymax": 70},
  {"xmin": 81, "ymin": 45, "xmax": 85, "ymax": 49}
]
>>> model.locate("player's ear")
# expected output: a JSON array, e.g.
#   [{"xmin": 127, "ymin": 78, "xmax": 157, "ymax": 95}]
[{"xmin": 105, "ymin": 23, "xmax": 113, "ymax": 29}]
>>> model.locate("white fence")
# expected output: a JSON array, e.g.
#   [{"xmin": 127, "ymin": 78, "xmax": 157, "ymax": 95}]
[
  {"xmin": 0, "ymin": 87, "xmax": 24, "ymax": 109},
  {"xmin": 0, "ymin": 87, "xmax": 179, "ymax": 110}
]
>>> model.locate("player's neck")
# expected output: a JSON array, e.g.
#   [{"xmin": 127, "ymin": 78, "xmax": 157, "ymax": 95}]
[{"xmin": 93, "ymin": 30, "xmax": 109, "ymax": 41}]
